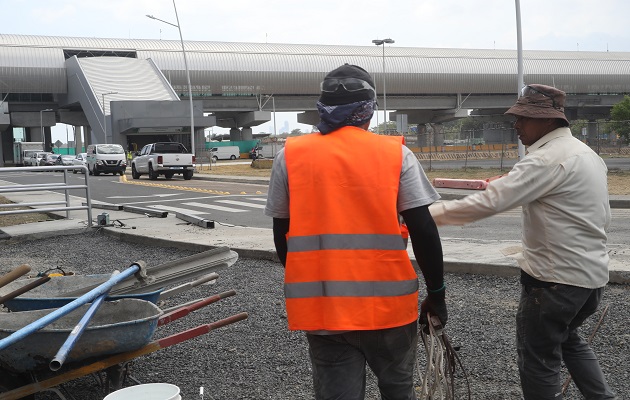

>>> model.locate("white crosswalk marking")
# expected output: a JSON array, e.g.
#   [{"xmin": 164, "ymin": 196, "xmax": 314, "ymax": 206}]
[
  {"xmin": 216, "ymin": 200, "xmax": 266, "ymax": 209},
  {"xmin": 182, "ymin": 202, "xmax": 247, "ymax": 213},
  {"xmin": 249, "ymin": 198, "xmax": 268, "ymax": 202},
  {"xmin": 148, "ymin": 205, "xmax": 207, "ymax": 215}
]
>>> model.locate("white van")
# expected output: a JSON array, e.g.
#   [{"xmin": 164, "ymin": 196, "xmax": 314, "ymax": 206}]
[
  {"xmin": 210, "ymin": 146, "xmax": 240, "ymax": 162},
  {"xmin": 86, "ymin": 144, "xmax": 127, "ymax": 176}
]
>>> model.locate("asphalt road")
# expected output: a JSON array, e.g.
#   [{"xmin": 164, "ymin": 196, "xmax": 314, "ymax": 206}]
[{"xmin": 1, "ymin": 169, "xmax": 629, "ymax": 246}]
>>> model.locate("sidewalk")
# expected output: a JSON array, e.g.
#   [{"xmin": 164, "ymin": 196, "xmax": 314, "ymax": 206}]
[{"xmin": 1, "ymin": 175, "xmax": 629, "ymax": 284}]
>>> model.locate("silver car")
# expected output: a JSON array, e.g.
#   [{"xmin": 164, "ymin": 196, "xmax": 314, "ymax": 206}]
[
  {"xmin": 72, "ymin": 153, "xmax": 88, "ymax": 174},
  {"xmin": 27, "ymin": 152, "xmax": 51, "ymax": 167}
]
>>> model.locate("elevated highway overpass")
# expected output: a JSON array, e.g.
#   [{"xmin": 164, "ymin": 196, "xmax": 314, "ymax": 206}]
[{"xmin": 1, "ymin": 34, "xmax": 629, "ymax": 164}]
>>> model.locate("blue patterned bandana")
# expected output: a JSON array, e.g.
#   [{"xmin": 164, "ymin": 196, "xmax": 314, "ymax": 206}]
[{"xmin": 316, "ymin": 100, "xmax": 375, "ymax": 134}]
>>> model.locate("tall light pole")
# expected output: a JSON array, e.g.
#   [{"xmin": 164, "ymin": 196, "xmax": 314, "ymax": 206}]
[
  {"xmin": 515, "ymin": 0, "xmax": 526, "ymax": 160},
  {"xmin": 372, "ymin": 38, "xmax": 395, "ymax": 134},
  {"xmin": 40, "ymin": 108, "xmax": 52, "ymax": 151},
  {"xmin": 102, "ymin": 91, "xmax": 118, "ymax": 144},
  {"xmin": 147, "ymin": 0, "xmax": 195, "ymax": 156}
]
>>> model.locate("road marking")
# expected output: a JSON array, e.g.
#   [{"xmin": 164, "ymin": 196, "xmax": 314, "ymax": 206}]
[
  {"xmin": 183, "ymin": 202, "xmax": 248, "ymax": 212},
  {"xmin": 249, "ymin": 198, "xmax": 268, "ymax": 202},
  {"xmin": 148, "ymin": 205, "xmax": 207, "ymax": 215},
  {"xmin": 216, "ymin": 200, "xmax": 266, "ymax": 209},
  {"xmin": 108, "ymin": 194, "xmax": 180, "ymax": 199}
]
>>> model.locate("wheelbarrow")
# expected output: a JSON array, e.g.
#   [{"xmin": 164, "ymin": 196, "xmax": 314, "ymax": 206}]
[{"xmin": 0, "ymin": 293, "xmax": 248, "ymax": 399}]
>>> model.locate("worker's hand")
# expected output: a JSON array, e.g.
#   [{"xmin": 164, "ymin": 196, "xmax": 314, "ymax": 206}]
[{"xmin": 419, "ymin": 289, "xmax": 448, "ymax": 329}]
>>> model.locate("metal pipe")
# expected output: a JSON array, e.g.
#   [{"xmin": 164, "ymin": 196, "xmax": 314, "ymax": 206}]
[
  {"xmin": 0, "ymin": 264, "xmax": 140, "ymax": 351},
  {"xmin": 49, "ymin": 272, "xmax": 119, "ymax": 371},
  {"xmin": 515, "ymin": 0, "xmax": 526, "ymax": 160}
]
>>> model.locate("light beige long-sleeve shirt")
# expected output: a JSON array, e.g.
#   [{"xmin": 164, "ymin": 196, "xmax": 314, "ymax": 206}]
[{"xmin": 429, "ymin": 127, "xmax": 611, "ymax": 288}]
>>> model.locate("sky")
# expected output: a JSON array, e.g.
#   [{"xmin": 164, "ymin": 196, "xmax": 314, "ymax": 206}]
[{"xmin": 5, "ymin": 0, "xmax": 630, "ymax": 142}]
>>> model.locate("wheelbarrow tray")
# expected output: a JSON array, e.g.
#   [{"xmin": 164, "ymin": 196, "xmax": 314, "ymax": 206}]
[
  {"xmin": 0, "ymin": 274, "xmax": 162, "ymax": 312},
  {"xmin": 0, "ymin": 298, "xmax": 162, "ymax": 373}
]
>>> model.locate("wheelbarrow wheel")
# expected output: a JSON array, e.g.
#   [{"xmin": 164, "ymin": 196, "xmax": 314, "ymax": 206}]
[{"xmin": 0, "ymin": 369, "xmax": 35, "ymax": 399}]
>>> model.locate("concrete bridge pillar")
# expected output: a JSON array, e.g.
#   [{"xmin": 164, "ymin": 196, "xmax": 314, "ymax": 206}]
[
  {"xmin": 432, "ymin": 124, "xmax": 445, "ymax": 147},
  {"xmin": 74, "ymin": 126, "xmax": 83, "ymax": 153},
  {"xmin": 241, "ymin": 128, "xmax": 253, "ymax": 141},
  {"xmin": 84, "ymin": 125, "xmax": 93, "ymax": 147},
  {"xmin": 194, "ymin": 127, "xmax": 206, "ymax": 153},
  {"xmin": 587, "ymin": 120, "xmax": 598, "ymax": 146},
  {"xmin": 229, "ymin": 128, "xmax": 242, "ymax": 141},
  {"xmin": 416, "ymin": 124, "xmax": 428, "ymax": 147}
]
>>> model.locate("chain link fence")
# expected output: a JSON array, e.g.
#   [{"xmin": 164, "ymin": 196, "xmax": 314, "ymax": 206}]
[{"xmin": 401, "ymin": 120, "xmax": 630, "ymax": 167}]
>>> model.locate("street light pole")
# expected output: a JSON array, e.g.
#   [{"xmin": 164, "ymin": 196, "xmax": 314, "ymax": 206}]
[
  {"xmin": 515, "ymin": 0, "xmax": 526, "ymax": 160},
  {"xmin": 102, "ymin": 92, "xmax": 118, "ymax": 144},
  {"xmin": 372, "ymin": 38, "xmax": 395, "ymax": 134},
  {"xmin": 147, "ymin": 0, "xmax": 196, "ymax": 157},
  {"xmin": 40, "ymin": 108, "xmax": 52, "ymax": 151}
]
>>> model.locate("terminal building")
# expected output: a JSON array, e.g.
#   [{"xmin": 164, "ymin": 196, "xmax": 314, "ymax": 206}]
[{"xmin": 1, "ymin": 34, "xmax": 630, "ymax": 165}]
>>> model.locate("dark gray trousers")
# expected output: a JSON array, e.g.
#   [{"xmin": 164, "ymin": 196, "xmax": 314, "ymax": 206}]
[
  {"xmin": 517, "ymin": 284, "xmax": 616, "ymax": 399},
  {"xmin": 306, "ymin": 321, "xmax": 418, "ymax": 400}
]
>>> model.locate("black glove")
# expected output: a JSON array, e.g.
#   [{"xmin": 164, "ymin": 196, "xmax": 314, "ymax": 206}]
[{"xmin": 419, "ymin": 288, "xmax": 448, "ymax": 329}]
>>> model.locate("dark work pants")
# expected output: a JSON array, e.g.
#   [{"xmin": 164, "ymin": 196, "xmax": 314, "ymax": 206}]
[
  {"xmin": 306, "ymin": 321, "xmax": 418, "ymax": 400},
  {"xmin": 516, "ymin": 284, "xmax": 616, "ymax": 399}
]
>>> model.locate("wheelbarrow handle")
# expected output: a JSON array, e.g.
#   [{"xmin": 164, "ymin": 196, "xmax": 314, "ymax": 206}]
[
  {"xmin": 0, "ymin": 312, "xmax": 249, "ymax": 400},
  {"xmin": 158, "ymin": 290, "xmax": 236, "ymax": 327},
  {"xmin": 0, "ymin": 264, "xmax": 32, "ymax": 289}
]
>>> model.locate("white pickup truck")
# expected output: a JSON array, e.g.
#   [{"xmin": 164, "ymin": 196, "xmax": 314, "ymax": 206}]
[{"xmin": 131, "ymin": 142, "xmax": 195, "ymax": 180}]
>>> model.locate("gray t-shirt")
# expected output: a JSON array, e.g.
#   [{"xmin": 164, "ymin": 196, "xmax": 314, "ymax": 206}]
[{"xmin": 264, "ymin": 146, "xmax": 439, "ymax": 219}]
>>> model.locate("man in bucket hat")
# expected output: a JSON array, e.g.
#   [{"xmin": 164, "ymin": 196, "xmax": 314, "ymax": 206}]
[
  {"xmin": 265, "ymin": 64, "xmax": 447, "ymax": 399},
  {"xmin": 429, "ymin": 84, "xmax": 616, "ymax": 399}
]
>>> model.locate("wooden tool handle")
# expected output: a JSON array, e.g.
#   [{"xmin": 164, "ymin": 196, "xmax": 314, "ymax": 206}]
[{"xmin": 0, "ymin": 264, "xmax": 32, "ymax": 289}]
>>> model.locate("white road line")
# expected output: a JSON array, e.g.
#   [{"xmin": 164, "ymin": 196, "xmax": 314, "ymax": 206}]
[
  {"xmin": 249, "ymin": 198, "xmax": 268, "ymax": 202},
  {"xmin": 148, "ymin": 205, "xmax": 207, "ymax": 215},
  {"xmin": 216, "ymin": 200, "xmax": 266, "ymax": 209},
  {"xmin": 182, "ymin": 202, "xmax": 247, "ymax": 213}
]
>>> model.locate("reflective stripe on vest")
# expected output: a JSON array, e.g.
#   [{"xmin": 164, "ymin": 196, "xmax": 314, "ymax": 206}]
[
  {"xmin": 288, "ymin": 233, "xmax": 406, "ymax": 252},
  {"xmin": 285, "ymin": 279, "xmax": 419, "ymax": 298}
]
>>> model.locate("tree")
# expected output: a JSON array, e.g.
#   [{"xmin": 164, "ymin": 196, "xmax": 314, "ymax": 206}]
[
  {"xmin": 610, "ymin": 95, "xmax": 630, "ymax": 144},
  {"xmin": 369, "ymin": 121, "xmax": 397, "ymax": 134},
  {"xmin": 290, "ymin": 128, "xmax": 302, "ymax": 135}
]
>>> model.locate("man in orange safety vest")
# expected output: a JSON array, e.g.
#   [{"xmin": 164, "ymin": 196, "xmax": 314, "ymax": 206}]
[{"xmin": 265, "ymin": 64, "xmax": 447, "ymax": 400}]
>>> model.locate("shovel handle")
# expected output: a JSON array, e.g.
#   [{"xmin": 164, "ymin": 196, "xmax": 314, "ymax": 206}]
[
  {"xmin": 0, "ymin": 264, "xmax": 32, "ymax": 289},
  {"xmin": 0, "ymin": 275, "xmax": 50, "ymax": 305}
]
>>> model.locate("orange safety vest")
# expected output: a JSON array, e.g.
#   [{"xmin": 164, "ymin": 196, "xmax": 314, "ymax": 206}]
[{"xmin": 283, "ymin": 126, "xmax": 418, "ymax": 331}]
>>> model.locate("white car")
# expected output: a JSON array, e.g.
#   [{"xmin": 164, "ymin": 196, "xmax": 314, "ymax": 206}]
[{"xmin": 72, "ymin": 153, "xmax": 88, "ymax": 174}]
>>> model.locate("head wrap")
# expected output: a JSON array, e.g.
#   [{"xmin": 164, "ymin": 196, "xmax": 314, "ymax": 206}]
[{"xmin": 316, "ymin": 100, "xmax": 376, "ymax": 134}]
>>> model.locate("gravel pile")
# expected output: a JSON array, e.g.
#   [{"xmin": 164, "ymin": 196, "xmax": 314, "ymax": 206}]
[{"xmin": 1, "ymin": 232, "xmax": 628, "ymax": 400}]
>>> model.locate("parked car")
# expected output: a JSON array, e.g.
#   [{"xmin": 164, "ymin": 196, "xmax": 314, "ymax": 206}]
[
  {"xmin": 26, "ymin": 152, "xmax": 51, "ymax": 167},
  {"xmin": 55, "ymin": 155, "xmax": 76, "ymax": 171},
  {"xmin": 39, "ymin": 154, "xmax": 59, "ymax": 167},
  {"xmin": 72, "ymin": 153, "xmax": 88, "ymax": 174}
]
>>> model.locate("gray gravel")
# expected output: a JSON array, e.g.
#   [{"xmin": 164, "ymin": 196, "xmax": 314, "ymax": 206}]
[{"xmin": 1, "ymin": 232, "xmax": 628, "ymax": 400}]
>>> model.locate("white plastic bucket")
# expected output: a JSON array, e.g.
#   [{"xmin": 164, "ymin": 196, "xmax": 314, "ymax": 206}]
[{"xmin": 103, "ymin": 383, "xmax": 181, "ymax": 400}]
